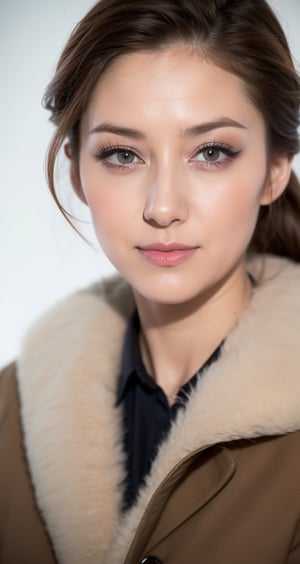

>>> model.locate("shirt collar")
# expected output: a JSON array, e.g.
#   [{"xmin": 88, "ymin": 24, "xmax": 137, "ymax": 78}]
[{"xmin": 117, "ymin": 310, "xmax": 223, "ymax": 405}]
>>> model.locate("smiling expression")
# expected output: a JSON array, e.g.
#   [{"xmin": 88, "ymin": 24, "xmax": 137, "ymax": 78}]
[{"xmin": 71, "ymin": 45, "xmax": 288, "ymax": 304}]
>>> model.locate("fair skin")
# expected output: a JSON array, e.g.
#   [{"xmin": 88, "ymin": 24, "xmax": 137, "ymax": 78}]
[{"xmin": 67, "ymin": 45, "xmax": 292, "ymax": 403}]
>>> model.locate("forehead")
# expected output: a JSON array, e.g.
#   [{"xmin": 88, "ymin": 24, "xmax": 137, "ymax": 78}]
[{"xmin": 82, "ymin": 45, "xmax": 265, "ymax": 136}]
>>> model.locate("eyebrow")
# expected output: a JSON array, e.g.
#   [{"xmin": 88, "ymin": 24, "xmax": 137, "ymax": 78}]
[
  {"xmin": 89, "ymin": 123, "xmax": 144, "ymax": 139},
  {"xmin": 89, "ymin": 117, "xmax": 246, "ymax": 138},
  {"xmin": 184, "ymin": 118, "xmax": 247, "ymax": 136}
]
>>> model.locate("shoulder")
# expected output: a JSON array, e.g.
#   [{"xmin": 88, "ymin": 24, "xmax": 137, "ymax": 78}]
[
  {"xmin": 21, "ymin": 274, "xmax": 134, "ymax": 350},
  {"xmin": 0, "ymin": 362, "xmax": 25, "ymax": 502},
  {"xmin": 231, "ymin": 432, "xmax": 300, "ymax": 469},
  {"xmin": 243, "ymin": 255, "xmax": 300, "ymax": 357},
  {"xmin": 0, "ymin": 362, "xmax": 19, "ymax": 420},
  {"xmin": 0, "ymin": 360, "xmax": 23, "ymax": 440},
  {"xmin": 238, "ymin": 255, "xmax": 300, "ymax": 360},
  {"xmin": 227, "ymin": 434, "xmax": 300, "ymax": 520},
  {"xmin": 226, "ymin": 433, "xmax": 300, "ymax": 521},
  {"xmin": 14, "ymin": 275, "xmax": 135, "ymax": 422},
  {"xmin": 0, "ymin": 363, "xmax": 58, "ymax": 562},
  {"xmin": 17, "ymin": 274, "xmax": 134, "ymax": 381},
  {"xmin": 248, "ymin": 254, "xmax": 300, "ymax": 302}
]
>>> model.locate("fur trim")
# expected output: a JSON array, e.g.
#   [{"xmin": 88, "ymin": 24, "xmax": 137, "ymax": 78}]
[
  {"xmin": 18, "ymin": 278, "xmax": 134, "ymax": 564},
  {"xmin": 17, "ymin": 257, "xmax": 300, "ymax": 564}
]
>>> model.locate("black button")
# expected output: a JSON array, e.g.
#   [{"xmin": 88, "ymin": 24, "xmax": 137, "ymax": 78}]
[{"xmin": 140, "ymin": 557, "xmax": 162, "ymax": 564}]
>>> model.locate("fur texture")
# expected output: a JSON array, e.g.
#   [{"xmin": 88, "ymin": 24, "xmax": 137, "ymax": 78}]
[{"xmin": 16, "ymin": 256, "xmax": 300, "ymax": 564}]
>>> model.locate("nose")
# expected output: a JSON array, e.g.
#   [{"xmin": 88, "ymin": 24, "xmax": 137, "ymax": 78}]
[{"xmin": 143, "ymin": 163, "xmax": 189, "ymax": 228}]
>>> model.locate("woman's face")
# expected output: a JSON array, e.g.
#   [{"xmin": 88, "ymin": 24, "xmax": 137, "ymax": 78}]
[{"xmin": 74, "ymin": 45, "xmax": 289, "ymax": 304}]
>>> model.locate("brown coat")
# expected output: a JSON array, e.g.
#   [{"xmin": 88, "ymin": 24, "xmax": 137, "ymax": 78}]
[{"xmin": 1, "ymin": 256, "xmax": 300, "ymax": 564}]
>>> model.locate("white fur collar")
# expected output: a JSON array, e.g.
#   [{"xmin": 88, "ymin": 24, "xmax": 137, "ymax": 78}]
[{"xmin": 17, "ymin": 256, "xmax": 300, "ymax": 564}]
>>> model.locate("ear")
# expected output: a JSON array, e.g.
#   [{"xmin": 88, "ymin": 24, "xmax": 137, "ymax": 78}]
[
  {"xmin": 260, "ymin": 154, "xmax": 293, "ymax": 206},
  {"xmin": 64, "ymin": 143, "xmax": 88, "ymax": 205}
]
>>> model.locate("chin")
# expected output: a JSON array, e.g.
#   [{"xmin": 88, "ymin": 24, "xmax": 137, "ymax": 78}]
[{"xmin": 130, "ymin": 277, "xmax": 203, "ymax": 306}]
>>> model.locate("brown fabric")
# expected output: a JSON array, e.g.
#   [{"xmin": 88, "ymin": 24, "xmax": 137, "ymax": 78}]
[
  {"xmin": 0, "ymin": 364, "xmax": 57, "ymax": 564},
  {"xmin": 127, "ymin": 437, "xmax": 300, "ymax": 564},
  {"xmin": 1, "ymin": 363, "xmax": 300, "ymax": 564}
]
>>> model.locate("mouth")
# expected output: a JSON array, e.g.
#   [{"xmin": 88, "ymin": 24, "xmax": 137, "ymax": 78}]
[{"xmin": 136, "ymin": 243, "xmax": 199, "ymax": 267}]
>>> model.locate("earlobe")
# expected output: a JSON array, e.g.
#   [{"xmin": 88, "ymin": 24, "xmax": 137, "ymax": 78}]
[
  {"xmin": 260, "ymin": 154, "xmax": 293, "ymax": 206},
  {"xmin": 64, "ymin": 143, "xmax": 88, "ymax": 205}
]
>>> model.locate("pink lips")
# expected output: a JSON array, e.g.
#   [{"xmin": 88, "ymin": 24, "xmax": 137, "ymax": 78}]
[{"xmin": 137, "ymin": 243, "xmax": 198, "ymax": 267}]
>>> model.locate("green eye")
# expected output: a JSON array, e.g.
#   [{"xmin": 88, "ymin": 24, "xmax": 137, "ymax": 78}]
[
  {"xmin": 202, "ymin": 148, "xmax": 220, "ymax": 162},
  {"xmin": 95, "ymin": 145, "xmax": 142, "ymax": 168},
  {"xmin": 117, "ymin": 150, "xmax": 136, "ymax": 164},
  {"xmin": 192, "ymin": 143, "xmax": 240, "ymax": 168}
]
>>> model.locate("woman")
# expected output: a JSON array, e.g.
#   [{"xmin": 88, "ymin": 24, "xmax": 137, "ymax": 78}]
[{"xmin": 1, "ymin": 0, "xmax": 300, "ymax": 562}]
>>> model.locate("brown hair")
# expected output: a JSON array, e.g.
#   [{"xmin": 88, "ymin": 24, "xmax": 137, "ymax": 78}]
[{"xmin": 43, "ymin": 0, "xmax": 300, "ymax": 260}]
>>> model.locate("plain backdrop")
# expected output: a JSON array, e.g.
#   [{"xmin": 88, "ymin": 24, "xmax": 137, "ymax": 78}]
[{"xmin": 1, "ymin": 0, "xmax": 300, "ymax": 368}]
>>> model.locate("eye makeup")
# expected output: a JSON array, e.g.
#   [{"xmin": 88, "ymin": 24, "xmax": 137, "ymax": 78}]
[
  {"xmin": 94, "ymin": 143, "xmax": 144, "ymax": 170},
  {"xmin": 93, "ymin": 139, "xmax": 242, "ymax": 172}
]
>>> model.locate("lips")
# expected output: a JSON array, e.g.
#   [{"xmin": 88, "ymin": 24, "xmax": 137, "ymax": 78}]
[
  {"xmin": 136, "ymin": 243, "xmax": 198, "ymax": 266},
  {"xmin": 139, "ymin": 242, "xmax": 195, "ymax": 251}
]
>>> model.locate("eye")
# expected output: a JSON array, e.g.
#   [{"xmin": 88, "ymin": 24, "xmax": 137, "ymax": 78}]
[
  {"xmin": 109, "ymin": 149, "xmax": 138, "ymax": 165},
  {"xmin": 201, "ymin": 147, "xmax": 222, "ymax": 162},
  {"xmin": 94, "ymin": 145, "xmax": 143, "ymax": 169},
  {"xmin": 191, "ymin": 143, "xmax": 241, "ymax": 168}
]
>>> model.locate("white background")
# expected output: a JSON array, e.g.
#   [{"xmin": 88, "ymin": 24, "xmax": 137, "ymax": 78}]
[{"xmin": 1, "ymin": 0, "xmax": 300, "ymax": 368}]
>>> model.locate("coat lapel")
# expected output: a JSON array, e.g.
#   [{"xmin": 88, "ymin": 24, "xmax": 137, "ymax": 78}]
[{"xmin": 123, "ymin": 446, "xmax": 235, "ymax": 563}]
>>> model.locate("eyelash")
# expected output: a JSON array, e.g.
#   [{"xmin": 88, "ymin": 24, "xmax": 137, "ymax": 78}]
[
  {"xmin": 93, "ymin": 142, "xmax": 241, "ymax": 171},
  {"xmin": 94, "ymin": 144, "xmax": 143, "ymax": 170},
  {"xmin": 191, "ymin": 142, "xmax": 241, "ymax": 168}
]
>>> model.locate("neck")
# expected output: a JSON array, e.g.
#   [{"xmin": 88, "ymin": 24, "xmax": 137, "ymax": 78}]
[{"xmin": 133, "ymin": 261, "xmax": 252, "ymax": 401}]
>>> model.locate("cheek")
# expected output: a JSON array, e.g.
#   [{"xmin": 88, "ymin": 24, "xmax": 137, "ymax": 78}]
[
  {"xmin": 80, "ymin": 170, "xmax": 140, "ymax": 258},
  {"xmin": 199, "ymin": 167, "xmax": 266, "ymax": 247},
  {"xmin": 80, "ymin": 166, "xmax": 122, "ymax": 225},
  {"xmin": 89, "ymin": 198, "xmax": 125, "ymax": 249},
  {"xmin": 224, "ymin": 183, "xmax": 261, "ymax": 222}
]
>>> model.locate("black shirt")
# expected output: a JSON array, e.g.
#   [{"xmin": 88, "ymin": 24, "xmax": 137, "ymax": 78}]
[{"xmin": 116, "ymin": 311, "xmax": 222, "ymax": 512}]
